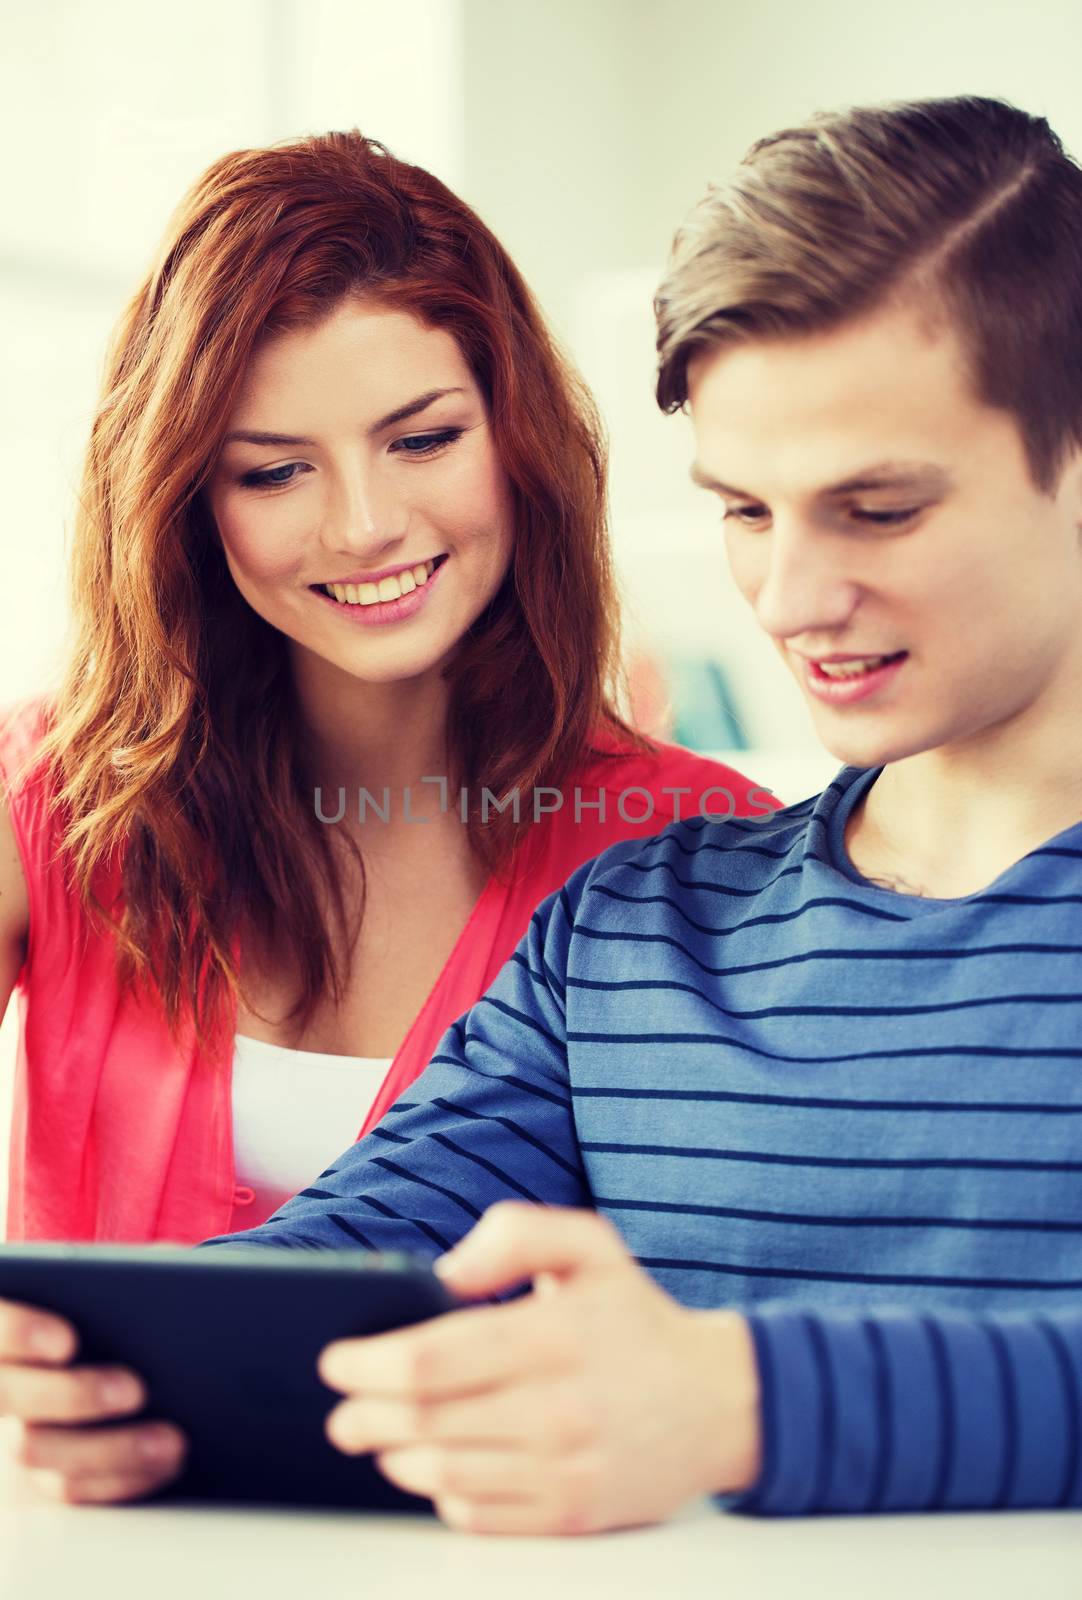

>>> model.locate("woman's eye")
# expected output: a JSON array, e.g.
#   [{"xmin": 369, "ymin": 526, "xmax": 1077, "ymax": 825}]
[
  {"xmin": 391, "ymin": 428, "xmax": 464, "ymax": 457},
  {"xmin": 236, "ymin": 428, "xmax": 464, "ymax": 488},
  {"xmin": 239, "ymin": 462, "xmax": 308, "ymax": 490}
]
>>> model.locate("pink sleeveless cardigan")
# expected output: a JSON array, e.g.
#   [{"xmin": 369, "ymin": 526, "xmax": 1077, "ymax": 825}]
[{"xmin": 0, "ymin": 697, "xmax": 776, "ymax": 1243}]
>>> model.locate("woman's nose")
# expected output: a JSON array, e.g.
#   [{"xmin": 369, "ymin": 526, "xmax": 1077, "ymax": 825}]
[{"xmin": 322, "ymin": 461, "xmax": 409, "ymax": 555}]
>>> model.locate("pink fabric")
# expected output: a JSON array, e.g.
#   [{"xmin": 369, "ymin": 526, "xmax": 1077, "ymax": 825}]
[{"xmin": 0, "ymin": 697, "xmax": 777, "ymax": 1244}]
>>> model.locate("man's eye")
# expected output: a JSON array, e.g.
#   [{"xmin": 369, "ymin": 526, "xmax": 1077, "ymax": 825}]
[
  {"xmin": 391, "ymin": 428, "xmax": 464, "ymax": 457},
  {"xmin": 721, "ymin": 504, "xmax": 770, "ymax": 526},
  {"xmin": 853, "ymin": 507, "xmax": 920, "ymax": 526}
]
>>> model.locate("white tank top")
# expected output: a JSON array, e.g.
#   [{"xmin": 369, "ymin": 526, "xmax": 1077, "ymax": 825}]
[{"xmin": 230, "ymin": 1033, "xmax": 392, "ymax": 1227}]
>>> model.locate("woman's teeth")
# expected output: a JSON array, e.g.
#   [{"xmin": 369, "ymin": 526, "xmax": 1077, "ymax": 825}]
[
  {"xmin": 817, "ymin": 654, "xmax": 896, "ymax": 678},
  {"xmin": 323, "ymin": 559, "xmax": 438, "ymax": 607}
]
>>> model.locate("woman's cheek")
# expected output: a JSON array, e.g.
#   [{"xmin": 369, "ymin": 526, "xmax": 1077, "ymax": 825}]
[
  {"xmin": 219, "ymin": 507, "xmax": 309, "ymax": 586},
  {"xmin": 436, "ymin": 480, "xmax": 513, "ymax": 568},
  {"xmin": 465, "ymin": 514, "xmax": 514, "ymax": 597}
]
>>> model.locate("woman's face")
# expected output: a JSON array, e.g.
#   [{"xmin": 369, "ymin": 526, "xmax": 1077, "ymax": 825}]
[{"xmin": 207, "ymin": 297, "xmax": 515, "ymax": 688}]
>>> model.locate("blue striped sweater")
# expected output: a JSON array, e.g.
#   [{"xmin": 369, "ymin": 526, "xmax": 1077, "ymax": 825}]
[{"xmin": 204, "ymin": 765, "xmax": 1082, "ymax": 1516}]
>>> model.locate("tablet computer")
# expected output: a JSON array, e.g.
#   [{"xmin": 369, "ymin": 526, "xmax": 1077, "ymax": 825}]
[{"xmin": 0, "ymin": 1242, "xmax": 458, "ymax": 1510}]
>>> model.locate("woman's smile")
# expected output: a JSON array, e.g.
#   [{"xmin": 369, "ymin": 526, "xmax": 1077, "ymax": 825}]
[{"xmin": 309, "ymin": 553, "xmax": 450, "ymax": 626}]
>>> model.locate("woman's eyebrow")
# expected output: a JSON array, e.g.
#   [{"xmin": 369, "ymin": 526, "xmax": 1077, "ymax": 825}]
[
  {"xmin": 222, "ymin": 387, "xmax": 468, "ymax": 449},
  {"xmin": 368, "ymin": 386, "xmax": 467, "ymax": 434}
]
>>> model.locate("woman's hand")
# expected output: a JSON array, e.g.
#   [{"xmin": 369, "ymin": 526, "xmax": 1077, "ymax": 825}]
[
  {"xmin": 0, "ymin": 1296, "xmax": 187, "ymax": 1503},
  {"xmin": 318, "ymin": 1202, "xmax": 762, "ymax": 1535}
]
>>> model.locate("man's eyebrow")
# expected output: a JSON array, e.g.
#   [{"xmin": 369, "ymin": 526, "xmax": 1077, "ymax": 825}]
[
  {"xmin": 222, "ymin": 387, "xmax": 467, "ymax": 449},
  {"xmin": 688, "ymin": 460, "xmax": 954, "ymax": 496},
  {"xmin": 688, "ymin": 464, "xmax": 748, "ymax": 494},
  {"xmin": 826, "ymin": 462, "xmax": 954, "ymax": 495}
]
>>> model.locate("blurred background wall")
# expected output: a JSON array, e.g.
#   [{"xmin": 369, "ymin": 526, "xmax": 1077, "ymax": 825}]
[
  {"xmin": 6, "ymin": 0, "xmax": 1082, "ymax": 764},
  {"xmin": 3, "ymin": 0, "xmax": 1082, "ymax": 1157}
]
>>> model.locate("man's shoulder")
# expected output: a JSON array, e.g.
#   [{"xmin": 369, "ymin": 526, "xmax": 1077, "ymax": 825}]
[{"xmin": 556, "ymin": 789, "xmax": 822, "ymax": 923}]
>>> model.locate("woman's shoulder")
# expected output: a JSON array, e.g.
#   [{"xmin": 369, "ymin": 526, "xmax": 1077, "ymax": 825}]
[
  {"xmin": 0, "ymin": 696, "xmax": 63, "ymax": 984},
  {"xmin": 0, "ymin": 693, "xmax": 57, "ymax": 809},
  {"xmin": 570, "ymin": 725, "xmax": 778, "ymax": 823},
  {"xmin": 0, "ymin": 691, "xmax": 52, "ymax": 784},
  {"xmin": 512, "ymin": 726, "xmax": 779, "ymax": 891},
  {"xmin": 0, "ymin": 694, "xmax": 72, "ymax": 890}
]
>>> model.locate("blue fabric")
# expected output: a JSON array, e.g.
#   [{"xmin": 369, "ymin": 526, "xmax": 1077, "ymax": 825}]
[{"xmin": 203, "ymin": 767, "xmax": 1082, "ymax": 1515}]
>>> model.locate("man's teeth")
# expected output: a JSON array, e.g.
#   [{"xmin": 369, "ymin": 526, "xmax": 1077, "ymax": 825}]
[
  {"xmin": 323, "ymin": 559, "xmax": 437, "ymax": 606},
  {"xmin": 817, "ymin": 654, "xmax": 894, "ymax": 678}
]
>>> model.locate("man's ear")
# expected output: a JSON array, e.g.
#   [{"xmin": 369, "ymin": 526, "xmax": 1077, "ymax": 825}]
[{"xmin": 1067, "ymin": 447, "xmax": 1082, "ymax": 531}]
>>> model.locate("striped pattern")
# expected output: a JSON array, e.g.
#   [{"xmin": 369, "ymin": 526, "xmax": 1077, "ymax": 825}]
[{"xmin": 203, "ymin": 766, "xmax": 1082, "ymax": 1514}]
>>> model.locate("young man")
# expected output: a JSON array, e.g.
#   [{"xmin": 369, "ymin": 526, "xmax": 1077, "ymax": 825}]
[{"xmin": 13, "ymin": 95, "xmax": 1082, "ymax": 1529}]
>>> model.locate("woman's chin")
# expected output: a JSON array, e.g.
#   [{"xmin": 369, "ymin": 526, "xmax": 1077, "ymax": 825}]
[{"xmin": 288, "ymin": 629, "xmax": 451, "ymax": 690}]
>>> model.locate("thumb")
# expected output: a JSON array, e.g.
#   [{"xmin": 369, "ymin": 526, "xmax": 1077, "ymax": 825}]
[{"xmin": 434, "ymin": 1201, "xmax": 627, "ymax": 1298}]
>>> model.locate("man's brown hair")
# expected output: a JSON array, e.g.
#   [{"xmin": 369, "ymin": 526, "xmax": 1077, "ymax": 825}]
[{"xmin": 655, "ymin": 96, "xmax": 1082, "ymax": 492}]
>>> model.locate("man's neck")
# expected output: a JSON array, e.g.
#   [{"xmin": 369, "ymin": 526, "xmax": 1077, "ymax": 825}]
[{"xmin": 844, "ymin": 737, "xmax": 1082, "ymax": 900}]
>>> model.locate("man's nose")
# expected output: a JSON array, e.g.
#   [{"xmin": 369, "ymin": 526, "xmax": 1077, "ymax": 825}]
[{"xmin": 751, "ymin": 523, "xmax": 860, "ymax": 642}]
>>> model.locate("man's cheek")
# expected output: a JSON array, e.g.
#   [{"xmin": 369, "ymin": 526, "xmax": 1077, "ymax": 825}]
[{"xmin": 724, "ymin": 540, "xmax": 763, "ymax": 606}]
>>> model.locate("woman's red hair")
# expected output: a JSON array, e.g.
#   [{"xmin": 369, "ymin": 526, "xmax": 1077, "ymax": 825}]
[{"xmin": 21, "ymin": 130, "xmax": 641, "ymax": 1052}]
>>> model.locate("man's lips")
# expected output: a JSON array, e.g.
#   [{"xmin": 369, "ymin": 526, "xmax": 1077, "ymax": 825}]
[
  {"xmin": 796, "ymin": 650, "xmax": 908, "ymax": 665},
  {"xmin": 797, "ymin": 648, "xmax": 909, "ymax": 705}
]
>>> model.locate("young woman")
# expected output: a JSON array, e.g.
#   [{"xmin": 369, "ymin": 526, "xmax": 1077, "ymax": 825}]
[
  {"xmin": 0, "ymin": 126, "xmax": 773, "ymax": 1502},
  {"xmin": 1, "ymin": 129, "xmax": 778, "ymax": 1245}
]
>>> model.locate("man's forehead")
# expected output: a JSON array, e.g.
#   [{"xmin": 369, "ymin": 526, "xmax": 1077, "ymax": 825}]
[
  {"xmin": 681, "ymin": 304, "xmax": 988, "ymax": 500},
  {"xmin": 688, "ymin": 458, "xmax": 955, "ymax": 498}
]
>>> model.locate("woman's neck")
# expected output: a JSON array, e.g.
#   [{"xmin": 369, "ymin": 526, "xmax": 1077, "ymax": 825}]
[{"xmin": 289, "ymin": 646, "xmax": 452, "ymax": 800}]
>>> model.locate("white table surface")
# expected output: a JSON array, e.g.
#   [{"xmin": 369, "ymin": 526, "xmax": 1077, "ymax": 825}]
[{"xmin": 0, "ymin": 1459, "xmax": 1079, "ymax": 1600}]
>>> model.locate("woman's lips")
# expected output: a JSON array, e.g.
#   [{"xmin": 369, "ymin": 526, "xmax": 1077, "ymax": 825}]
[{"xmin": 309, "ymin": 556, "xmax": 447, "ymax": 627}]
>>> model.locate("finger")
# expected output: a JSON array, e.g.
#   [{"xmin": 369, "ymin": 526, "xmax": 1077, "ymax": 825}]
[
  {"xmin": 319, "ymin": 1296, "xmax": 569, "ymax": 1399},
  {"xmin": 326, "ymin": 1385, "xmax": 524, "ymax": 1455},
  {"xmin": 376, "ymin": 1443, "xmax": 547, "ymax": 1502},
  {"xmin": 0, "ymin": 1300, "xmax": 78, "ymax": 1365},
  {"xmin": 326, "ymin": 1376, "xmax": 591, "ymax": 1457},
  {"xmin": 435, "ymin": 1492, "xmax": 601, "ymax": 1537},
  {"xmin": 15, "ymin": 1420, "xmax": 186, "ymax": 1482},
  {"xmin": 433, "ymin": 1203, "xmax": 628, "ymax": 1298},
  {"xmin": 0, "ymin": 1364, "xmax": 145, "ymax": 1423},
  {"xmin": 30, "ymin": 1466, "xmax": 176, "ymax": 1505}
]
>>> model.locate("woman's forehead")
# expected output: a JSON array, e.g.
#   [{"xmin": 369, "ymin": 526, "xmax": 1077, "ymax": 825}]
[{"xmin": 230, "ymin": 304, "xmax": 477, "ymax": 424}]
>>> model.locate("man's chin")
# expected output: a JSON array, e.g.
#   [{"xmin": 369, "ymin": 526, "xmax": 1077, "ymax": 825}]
[{"xmin": 809, "ymin": 713, "xmax": 929, "ymax": 773}]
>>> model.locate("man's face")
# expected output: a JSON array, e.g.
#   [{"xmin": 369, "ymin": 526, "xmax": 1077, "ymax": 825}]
[{"xmin": 686, "ymin": 298, "xmax": 1082, "ymax": 769}]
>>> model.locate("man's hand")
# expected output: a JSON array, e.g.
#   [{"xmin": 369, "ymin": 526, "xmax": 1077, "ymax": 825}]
[
  {"xmin": 0, "ymin": 1297, "xmax": 187, "ymax": 1503},
  {"xmin": 318, "ymin": 1202, "xmax": 761, "ymax": 1535}
]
